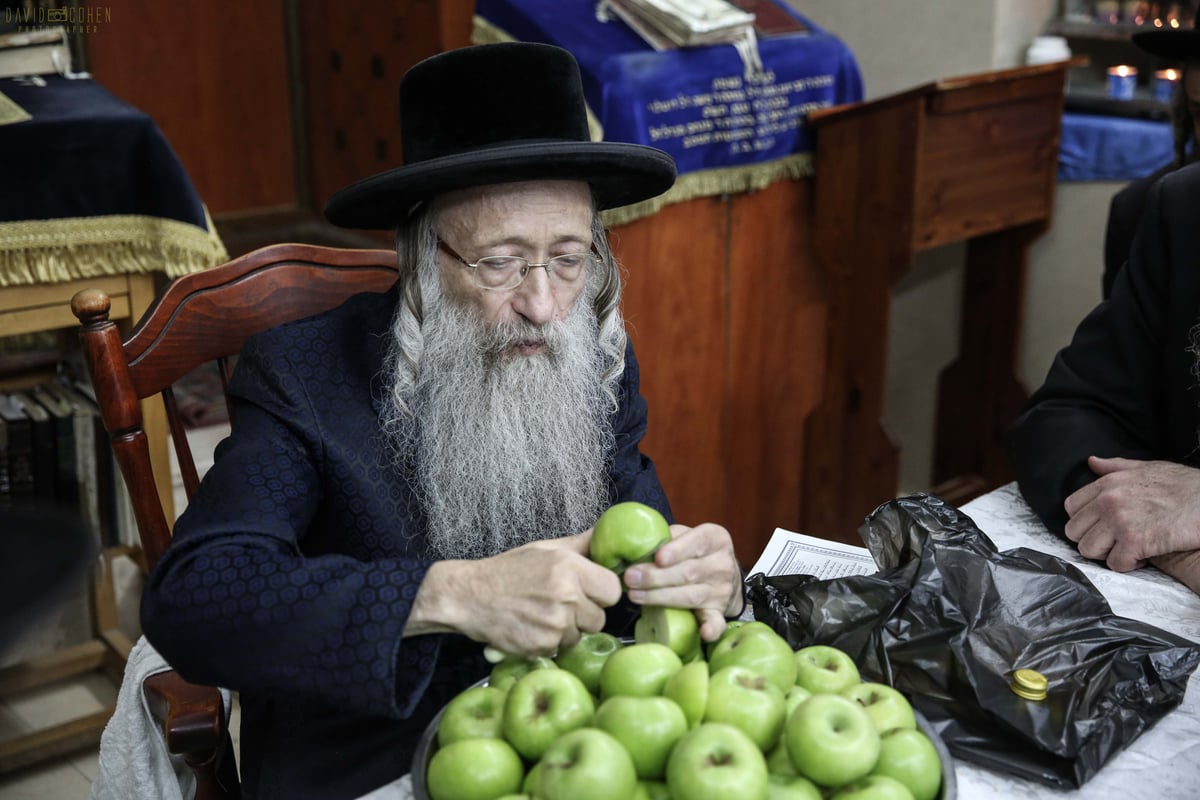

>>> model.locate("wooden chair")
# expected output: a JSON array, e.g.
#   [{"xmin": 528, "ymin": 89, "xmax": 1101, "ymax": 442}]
[{"xmin": 70, "ymin": 243, "xmax": 398, "ymax": 800}]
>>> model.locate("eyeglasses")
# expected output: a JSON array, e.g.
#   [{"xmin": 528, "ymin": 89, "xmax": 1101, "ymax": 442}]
[{"xmin": 437, "ymin": 239, "xmax": 597, "ymax": 291}]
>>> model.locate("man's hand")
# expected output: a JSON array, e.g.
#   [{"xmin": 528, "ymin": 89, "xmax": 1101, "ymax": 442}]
[
  {"xmin": 405, "ymin": 531, "xmax": 622, "ymax": 657},
  {"xmin": 1064, "ymin": 456, "xmax": 1200, "ymax": 571},
  {"xmin": 621, "ymin": 522, "xmax": 743, "ymax": 643}
]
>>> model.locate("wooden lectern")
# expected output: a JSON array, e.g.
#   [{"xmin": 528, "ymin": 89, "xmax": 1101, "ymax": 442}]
[{"xmin": 801, "ymin": 62, "xmax": 1068, "ymax": 543}]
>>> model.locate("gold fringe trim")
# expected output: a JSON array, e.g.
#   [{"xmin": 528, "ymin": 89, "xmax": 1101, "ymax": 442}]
[
  {"xmin": 602, "ymin": 153, "xmax": 812, "ymax": 227},
  {"xmin": 470, "ymin": 15, "xmax": 812, "ymax": 226},
  {"xmin": 0, "ymin": 211, "xmax": 228, "ymax": 288}
]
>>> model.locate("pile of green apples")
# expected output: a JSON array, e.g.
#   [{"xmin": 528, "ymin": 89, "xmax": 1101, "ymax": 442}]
[{"xmin": 424, "ymin": 503, "xmax": 945, "ymax": 800}]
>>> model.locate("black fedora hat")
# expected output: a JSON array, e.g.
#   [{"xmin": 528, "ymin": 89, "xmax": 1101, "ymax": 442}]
[
  {"xmin": 324, "ymin": 42, "xmax": 677, "ymax": 230},
  {"xmin": 1133, "ymin": 15, "xmax": 1200, "ymax": 62}
]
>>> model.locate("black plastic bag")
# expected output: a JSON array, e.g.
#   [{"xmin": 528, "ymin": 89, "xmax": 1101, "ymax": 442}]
[{"xmin": 747, "ymin": 493, "xmax": 1200, "ymax": 789}]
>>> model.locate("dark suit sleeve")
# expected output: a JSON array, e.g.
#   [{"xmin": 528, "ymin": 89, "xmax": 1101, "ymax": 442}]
[
  {"xmin": 1009, "ymin": 168, "xmax": 1187, "ymax": 534},
  {"xmin": 1102, "ymin": 166, "xmax": 1172, "ymax": 299}
]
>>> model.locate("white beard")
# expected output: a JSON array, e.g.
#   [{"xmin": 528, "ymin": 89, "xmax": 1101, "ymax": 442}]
[{"xmin": 383, "ymin": 297, "xmax": 614, "ymax": 560}]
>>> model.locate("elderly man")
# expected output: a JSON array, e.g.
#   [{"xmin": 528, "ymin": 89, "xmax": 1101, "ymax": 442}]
[
  {"xmin": 1009, "ymin": 161, "xmax": 1200, "ymax": 596},
  {"xmin": 141, "ymin": 43, "xmax": 743, "ymax": 800}
]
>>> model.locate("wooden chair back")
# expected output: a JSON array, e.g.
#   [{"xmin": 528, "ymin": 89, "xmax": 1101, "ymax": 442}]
[
  {"xmin": 71, "ymin": 243, "xmax": 398, "ymax": 570},
  {"xmin": 69, "ymin": 243, "xmax": 398, "ymax": 800}
]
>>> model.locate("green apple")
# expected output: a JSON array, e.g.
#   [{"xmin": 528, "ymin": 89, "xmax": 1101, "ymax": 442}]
[
  {"xmin": 437, "ymin": 684, "xmax": 506, "ymax": 746},
  {"xmin": 426, "ymin": 736, "xmax": 524, "ymax": 800},
  {"xmin": 501, "ymin": 668, "xmax": 595, "ymax": 761},
  {"xmin": 590, "ymin": 501, "xmax": 671, "ymax": 573},
  {"xmin": 703, "ymin": 665, "xmax": 787, "ymax": 751},
  {"xmin": 538, "ymin": 727, "xmax": 639, "ymax": 800},
  {"xmin": 828, "ymin": 774, "xmax": 915, "ymax": 800},
  {"xmin": 488, "ymin": 654, "xmax": 557, "ymax": 692},
  {"xmin": 522, "ymin": 761, "xmax": 544, "ymax": 796},
  {"xmin": 871, "ymin": 728, "xmax": 942, "ymax": 800},
  {"xmin": 555, "ymin": 631, "xmax": 624, "ymax": 695},
  {"xmin": 635, "ymin": 605, "xmax": 702, "ymax": 662},
  {"xmin": 705, "ymin": 619, "xmax": 747, "ymax": 659},
  {"xmin": 666, "ymin": 722, "xmax": 769, "ymax": 800},
  {"xmin": 708, "ymin": 621, "xmax": 798, "ymax": 694},
  {"xmin": 785, "ymin": 693, "xmax": 880, "ymax": 788},
  {"xmin": 793, "ymin": 644, "xmax": 861, "ymax": 694},
  {"xmin": 841, "ymin": 683, "xmax": 917, "ymax": 734},
  {"xmin": 635, "ymin": 780, "xmax": 672, "ymax": 800},
  {"xmin": 765, "ymin": 740, "xmax": 797, "ymax": 776},
  {"xmin": 594, "ymin": 694, "xmax": 689, "ymax": 780},
  {"xmin": 663, "ymin": 659, "xmax": 709, "ymax": 728},
  {"xmin": 785, "ymin": 684, "xmax": 813, "ymax": 718},
  {"xmin": 599, "ymin": 642, "xmax": 683, "ymax": 698},
  {"xmin": 768, "ymin": 773, "xmax": 823, "ymax": 800},
  {"xmin": 494, "ymin": 796, "xmax": 532, "ymax": 800}
]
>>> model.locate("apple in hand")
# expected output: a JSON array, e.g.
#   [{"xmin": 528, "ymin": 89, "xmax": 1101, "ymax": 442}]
[
  {"xmin": 708, "ymin": 621, "xmax": 798, "ymax": 694},
  {"xmin": 666, "ymin": 722, "xmax": 769, "ymax": 800},
  {"xmin": 793, "ymin": 644, "xmax": 861, "ymax": 694},
  {"xmin": 489, "ymin": 654, "xmax": 556, "ymax": 693},
  {"xmin": 537, "ymin": 727, "xmax": 639, "ymax": 800},
  {"xmin": 501, "ymin": 668, "xmax": 595, "ymax": 761},
  {"xmin": 768, "ymin": 772, "xmax": 823, "ymax": 800},
  {"xmin": 590, "ymin": 501, "xmax": 671, "ymax": 573},
  {"xmin": 593, "ymin": 695, "xmax": 688, "ymax": 780},
  {"xmin": 828, "ymin": 774, "xmax": 916, "ymax": 800},
  {"xmin": 426, "ymin": 736, "xmax": 524, "ymax": 800},
  {"xmin": 703, "ymin": 665, "xmax": 787, "ymax": 751},
  {"xmin": 437, "ymin": 684, "xmax": 506, "ymax": 746},
  {"xmin": 871, "ymin": 728, "xmax": 942, "ymax": 800},
  {"xmin": 635, "ymin": 605, "xmax": 702, "ymax": 662},
  {"xmin": 599, "ymin": 642, "xmax": 683, "ymax": 698},
  {"xmin": 785, "ymin": 693, "xmax": 881, "ymax": 788},
  {"xmin": 841, "ymin": 682, "xmax": 917, "ymax": 734},
  {"xmin": 555, "ymin": 631, "xmax": 623, "ymax": 695},
  {"xmin": 663, "ymin": 659, "xmax": 709, "ymax": 729}
]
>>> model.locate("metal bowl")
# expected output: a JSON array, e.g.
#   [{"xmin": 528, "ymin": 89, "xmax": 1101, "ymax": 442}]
[{"xmin": 411, "ymin": 677, "xmax": 957, "ymax": 800}]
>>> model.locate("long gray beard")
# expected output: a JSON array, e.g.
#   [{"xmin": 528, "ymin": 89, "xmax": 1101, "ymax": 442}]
[{"xmin": 388, "ymin": 300, "xmax": 613, "ymax": 560}]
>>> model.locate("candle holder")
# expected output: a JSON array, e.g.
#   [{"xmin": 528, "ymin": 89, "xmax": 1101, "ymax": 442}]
[
  {"xmin": 1107, "ymin": 65, "xmax": 1138, "ymax": 100},
  {"xmin": 1155, "ymin": 68, "xmax": 1180, "ymax": 102}
]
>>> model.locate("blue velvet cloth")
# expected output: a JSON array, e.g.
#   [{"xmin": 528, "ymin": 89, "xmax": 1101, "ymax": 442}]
[
  {"xmin": 141, "ymin": 286, "xmax": 672, "ymax": 800},
  {"xmin": 0, "ymin": 76, "xmax": 209, "ymax": 228},
  {"xmin": 1058, "ymin": 111, "xmax": 1174, "ymax": 182},
  {"xmin": 476, "ymin": 0, "xmax": 863, "ymax": 175}
]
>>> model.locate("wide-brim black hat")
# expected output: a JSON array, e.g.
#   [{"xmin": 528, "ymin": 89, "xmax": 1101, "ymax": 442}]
[
  {"xmin": 325, "ymin": 43, "xmax": 677, "ymax": 230},
  {"xmin": 1133, "ymin": 15, "xmax": 1200, "ymax": 62}
]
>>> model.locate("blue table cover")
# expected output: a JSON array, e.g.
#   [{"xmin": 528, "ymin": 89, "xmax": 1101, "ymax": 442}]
[
  {"xmin": 474, "ymin": 0, "xmax": 862, "ymax": 219},
  {"xmin": 1058, "ymin": 111, "xmax": 1173, "ymax": 182},
  {"xmin": 0, "ymin": 76, "xmax": 226, "ymax": 286}
]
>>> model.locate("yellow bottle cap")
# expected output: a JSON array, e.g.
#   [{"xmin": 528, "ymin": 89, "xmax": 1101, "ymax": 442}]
[{"xmin": 1011, "ymin": 668, "xmax": 1048, "ymax": 701}]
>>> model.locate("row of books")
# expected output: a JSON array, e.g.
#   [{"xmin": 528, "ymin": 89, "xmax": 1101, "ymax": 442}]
[{"xmin": 0, "ymin": 377, "xmax": 137, "ymax": 551}]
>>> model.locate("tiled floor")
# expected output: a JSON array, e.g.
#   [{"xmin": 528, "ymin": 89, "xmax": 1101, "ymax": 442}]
[{"xmin": 0, "ymin": 422, "xmax": 232, "ymax": 800}]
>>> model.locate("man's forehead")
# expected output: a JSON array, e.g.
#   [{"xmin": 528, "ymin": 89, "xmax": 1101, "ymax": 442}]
[{"xmin": 432, "ymin": 180, "xmax": 595, "ymax": 242}]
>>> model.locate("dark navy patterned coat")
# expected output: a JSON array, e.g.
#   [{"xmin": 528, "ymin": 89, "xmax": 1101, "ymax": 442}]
[{"xmin": 141, "ymin": 285, "xmax": 672, "ymax": 800}]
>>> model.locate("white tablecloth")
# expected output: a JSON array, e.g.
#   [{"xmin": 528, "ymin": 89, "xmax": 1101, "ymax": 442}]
[{"xmin": 954, "ymin": 483, "xmax": 1200, "ymax": 799}]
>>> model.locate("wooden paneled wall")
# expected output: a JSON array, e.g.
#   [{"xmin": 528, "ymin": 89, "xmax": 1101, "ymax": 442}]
[{"xmin": 616, "ymin": 181, "xmax": 827, "ymax": 566}]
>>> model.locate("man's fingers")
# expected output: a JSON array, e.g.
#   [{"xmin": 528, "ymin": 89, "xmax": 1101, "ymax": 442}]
[
  {"xmin": 578, "ymin": 559, "xmax": 623, "ymax": 607},
  {"xmin": 696, "ymin": 608, "xmax": 726, "ymax": 642},
  {"xmin": 1088, "ymin": 455, "xmax": 1141, "ymax": 475}
]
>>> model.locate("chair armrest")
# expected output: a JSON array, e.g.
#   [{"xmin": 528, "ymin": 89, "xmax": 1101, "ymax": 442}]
[{"xmin": 143, "ymin": 669, "xmax": 227, "ymax": 756}]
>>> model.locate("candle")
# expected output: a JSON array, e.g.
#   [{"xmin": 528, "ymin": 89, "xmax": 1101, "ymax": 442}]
[
  {"xmin": 1107, "ymin": 65, "xmax": 1138, "ymax": 100},
  {"xmin": 1155, "ymin": 68, "xmax": 1180, "ymax": 102}
]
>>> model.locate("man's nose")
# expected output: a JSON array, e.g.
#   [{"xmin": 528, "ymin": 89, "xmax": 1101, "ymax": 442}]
[{"xmin": 512, "ymin": 267, "xmax": 557, "ymax": 325}]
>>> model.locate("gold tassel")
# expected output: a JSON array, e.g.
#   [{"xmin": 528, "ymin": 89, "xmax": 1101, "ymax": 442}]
[{"xmin": 0, "ymin": 211, "xmax": 228, "ymax": 288}]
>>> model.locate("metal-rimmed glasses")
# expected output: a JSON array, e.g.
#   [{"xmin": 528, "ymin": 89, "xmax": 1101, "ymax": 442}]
[{"xmin": 437, "ymin": 239, "xmax": 597, "ymax": 291}]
